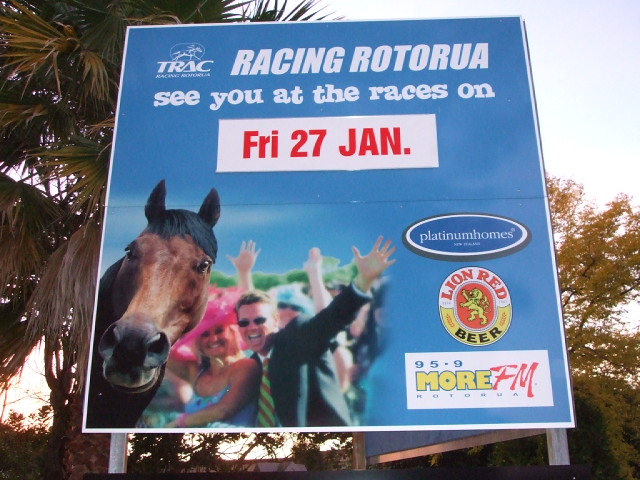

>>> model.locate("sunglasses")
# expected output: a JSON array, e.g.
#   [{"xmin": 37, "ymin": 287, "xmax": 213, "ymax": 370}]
[
  {"xmin": 237, "ymin": 317, "xmax": 268, "ymax": 328},
  {"xmin": 277, "ymin": 302, "xmax": 302, "ymax": 312}
]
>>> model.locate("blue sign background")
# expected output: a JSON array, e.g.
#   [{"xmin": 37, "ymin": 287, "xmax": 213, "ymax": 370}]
[{"xmin": 88, "ymin": 17, "xmax": 574, "ymax": 431}]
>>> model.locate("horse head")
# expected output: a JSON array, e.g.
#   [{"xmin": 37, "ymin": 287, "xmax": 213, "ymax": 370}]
[{"xmin": 97, "ymin": 180, "xmax": 220, "ymax": 393}]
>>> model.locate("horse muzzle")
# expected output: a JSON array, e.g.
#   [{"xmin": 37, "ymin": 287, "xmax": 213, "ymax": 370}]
[{"xmin": 98, "ymin": 317, "xmax": 171, "ymax": 392}]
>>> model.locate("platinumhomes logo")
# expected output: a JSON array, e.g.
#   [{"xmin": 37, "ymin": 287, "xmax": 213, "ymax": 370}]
[
  {"xmin": 439, "ymin": 266, "xmax": 512, "ymax": 346},
  {"xmin": 156, "ymin": 43, "xmax": 214, "ymax": 78},
  {"xmin": 403, "ymin": 213, "xmax": 531, "ymax": 261}
]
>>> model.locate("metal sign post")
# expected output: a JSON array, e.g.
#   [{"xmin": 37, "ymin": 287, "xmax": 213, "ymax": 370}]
[
  {"xmin": 353, "ymin": 432, "xmax": 367, "ymax": 470},
  {"xmin": 108, "ymin": 433, "xmax": 128, "ymax": 473},
  {"xmin": 546, "ymin": 429, "xmax": 570, "ymax": 465}
]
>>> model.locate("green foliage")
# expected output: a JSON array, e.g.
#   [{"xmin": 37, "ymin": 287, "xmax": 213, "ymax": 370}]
[
  {"xmin": 0, "ymin": 407, "xmax": 51, "ymax": 479},
  {"xmin": 212, "ymin": 255, "xmax": 357, "ymax": 293},
  {"xmin": 290, "ymin": 433, "xmax": 352, "ymax": 470},
  {"xmin": 548, "ymin": 177, "xmax": 640, "ymax": 363},
  {"xmin": 484, "ymin": 436, "xmax": 547, "ymax": 468},
  {"xmin": 127, "ymin": 432, "xmax": 353, "ymax": 473},
  {"xmin": 128, "ymin": 432, "xmax": 292, "ymax": 472},
  {"xmin": 128, "ymin": 434, "xmax": 191, "ymax": 473},
  {"xmin": 569, "ymin": 379, "xmax": 627, "ymax": 480},
  {"xmin": 254, "ymin": 272, "xmax": 287, "ymax": 292},
  {"xmin": 548, "ymin": 176, "xmax": 640, "ymax": 478},
  {"xmin": 210, "ymin": 270, "xmax": 238, "ymax": 288},
  {"xmin": 285, "ymin": 269, "xmax": 309, "ymax": 285}
]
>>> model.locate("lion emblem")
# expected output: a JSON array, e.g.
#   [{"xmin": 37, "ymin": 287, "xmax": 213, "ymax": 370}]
[{"xmin": 459, "ymin": 288, "xmax": 491, "ymax": 325}]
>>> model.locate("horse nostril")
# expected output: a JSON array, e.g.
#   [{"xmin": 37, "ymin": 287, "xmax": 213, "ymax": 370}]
[
  {"xmin": 98, "ymin": 324, "xmax": 119, "ymax": 360},
  {"xmin": 144, "ymin": 332, "xmax": 170, "ymax": 368},
  {"xmin": 146, "ymin": 333, "xmax": 166, "ymax": 354}
]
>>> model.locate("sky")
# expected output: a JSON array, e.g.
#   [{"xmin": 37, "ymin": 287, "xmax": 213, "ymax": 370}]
[
  {"xmin": 1, "ymin": 346, "xmax": 47, "ymax": 422},
  {"xmin": 327, "ymin": 0, "xmax": 639, "ymax": 203}
]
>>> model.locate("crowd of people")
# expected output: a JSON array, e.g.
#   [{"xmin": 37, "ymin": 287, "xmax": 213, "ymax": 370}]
[{"xmin": 137, "ymin": 236, "xmax": 394, "ymax": 429}]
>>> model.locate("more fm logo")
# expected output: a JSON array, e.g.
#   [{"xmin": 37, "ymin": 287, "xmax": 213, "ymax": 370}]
[
  {"xmin": 414, "ymin": 362, "xmax": 539, "ymax": 398},
  {"xmin": 156, "ymin": 43, "xmax": 214, "ymax": 76},
  {"xmin": 405, "ymin": 351, "xmax": 554, "ymax": 409}
]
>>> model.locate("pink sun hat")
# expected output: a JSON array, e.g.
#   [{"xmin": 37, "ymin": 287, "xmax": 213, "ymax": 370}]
[{"xmin": 170, "ymin": 286, "xmax": 244, "ymax": 362}]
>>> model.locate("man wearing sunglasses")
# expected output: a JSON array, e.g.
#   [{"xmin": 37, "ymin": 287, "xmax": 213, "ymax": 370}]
[{"xmin": 235, "ymin": 236, "xmax": 395, "ymax": 428}]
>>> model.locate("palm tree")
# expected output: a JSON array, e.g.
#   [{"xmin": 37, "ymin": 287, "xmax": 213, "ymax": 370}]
[{"xmin": 0, "ymin": 1, "xmax": 334, "ymax": 478}]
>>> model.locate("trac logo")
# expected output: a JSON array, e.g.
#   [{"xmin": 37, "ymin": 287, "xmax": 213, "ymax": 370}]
[
  {"xmin": 157, "ymin": 43, "xmax": 214, "ymax": 77},
  {"xmin": 171, "ymin": 43, "xmax": 204, "ymax": 61},
  {"xmin": 439, "ymin": 266, "xmax": 512, "ymax": 345}
]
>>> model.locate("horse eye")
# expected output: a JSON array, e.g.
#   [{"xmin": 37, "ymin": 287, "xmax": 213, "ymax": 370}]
[
  {"xmin": 124, "ymin": 245, "xmax": 133, "ymax": 259},
  {"xmin": 196, "ymin": 258, "xmax": 212, "ymax": 274}
]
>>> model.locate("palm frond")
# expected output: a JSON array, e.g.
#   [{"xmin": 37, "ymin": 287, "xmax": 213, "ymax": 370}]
[
  {"xmin": 23, "ymin": 220, "xmax": 101, "ymax": 389},
  {"xmin": 0, "ymin": 101, "xmax": 48, "ymax": 129},
  {"xmin": 0, "ymin": 174, "xmax": 63, "ymax": 299},
  {"xmin": 86, "ymin": 115, "xmax": 115, "ymax": 135},
  {"xmin": 34, "ymin": 136, "xmax": 109, "ymax": 217},
  {"xmin": 126, "ymin": 0, "xmax": 249, "ymax": 25},
  {"xmin": 0, "ymin": 84, "xmax": 79, "ymax": 160},
  {"xmin": 0, "ymin": 0, "xmax": 79, "ymax": 95},
  {"xmin": 242, "ymin": 0, "xmax": 338, "ymax": 22},
  {"xmin": 0, "ymin": 309, "xmax": 34, "ymax": 389},
  {"xmin": 78, "ymin": 49, "xmax": 113, "ymax": 104}
]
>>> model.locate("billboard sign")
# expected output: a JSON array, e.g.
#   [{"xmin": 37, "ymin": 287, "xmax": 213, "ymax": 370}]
[{"xmin": 84, "ymin": 17, "xmax": 574, "ymax": 432}]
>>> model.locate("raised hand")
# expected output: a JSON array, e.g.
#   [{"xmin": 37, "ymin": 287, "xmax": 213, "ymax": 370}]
[
  {"xmin": 227, "ymin": 240, "xmax": 260, "ymax": 290},
  {"xmin": 304, "ymin": 247, "xmax": 323, "ymax": 275},
  {"xmin": 305, "ymin": 247, "xmax": 333, "ymax": 311},
  {"xmin": 227, "ymin": 240, "xmax": 260, "ymax": 273},
  {"xmin": 352, "ymin": 236, "xmax": 396, "ymax": 293}
]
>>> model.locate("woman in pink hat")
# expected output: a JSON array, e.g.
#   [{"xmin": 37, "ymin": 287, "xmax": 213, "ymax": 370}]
[{"xmin": 161, "ymin": 288, "xmax": 260, "ymax": 428}]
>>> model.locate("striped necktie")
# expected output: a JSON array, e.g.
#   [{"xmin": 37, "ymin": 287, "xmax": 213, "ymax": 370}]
[{"xmin": 256, "ymin": 358, "xmax": 276, "ymax": 427}]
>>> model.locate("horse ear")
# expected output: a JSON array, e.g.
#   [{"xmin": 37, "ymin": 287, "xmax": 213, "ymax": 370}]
[
  {"xmin": 145, "ymin": 180, "xmax": 167, "ymax": 222},
  {"xmin": 198, "ymin": 188, "xmax": 221, "ymax": 228}
]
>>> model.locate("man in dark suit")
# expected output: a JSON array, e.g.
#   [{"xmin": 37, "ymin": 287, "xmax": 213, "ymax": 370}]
[{"xmin": 235, "ymin": 236, "xmax": 395, "ymax": 427}]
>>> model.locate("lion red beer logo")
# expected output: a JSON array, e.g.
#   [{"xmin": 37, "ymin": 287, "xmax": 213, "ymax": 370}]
[{"xmin": 439, "ymin": 266, "xmax": 512, "ymax": 346}]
